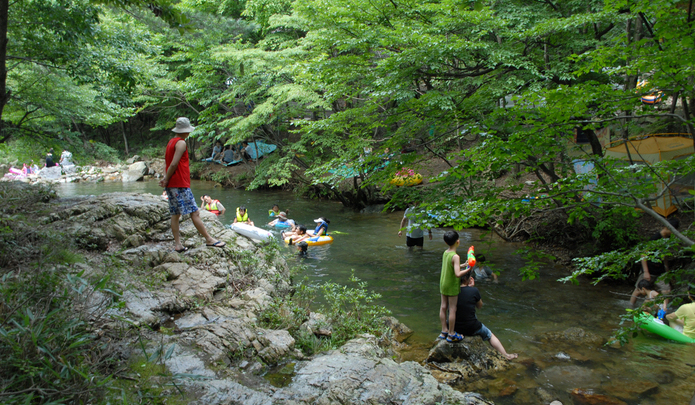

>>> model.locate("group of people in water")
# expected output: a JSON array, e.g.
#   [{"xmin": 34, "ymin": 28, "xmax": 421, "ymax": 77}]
[
  {"xmin": 197, "ymin": 198, "xmax": 330, "ymax": 253},
  {"xmin": 160, "ymin": 118, "xmax": 693, "ymax": 359}
]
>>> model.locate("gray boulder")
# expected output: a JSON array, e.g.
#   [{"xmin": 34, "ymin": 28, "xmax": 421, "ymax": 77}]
[
  {"xmin": 426, "ymin": 337, "xmax": 512, "ymax": 382},
  {"xmin": 272, "ymin": 335, "xmax": 493, "ymax": 405},
  {"xmin": 39, "ymin": 165, "xmax": 62, "ymax": 180},
  {"xmin": 122, "ymin": 161, "xmax": 148, "ymax": 182}
]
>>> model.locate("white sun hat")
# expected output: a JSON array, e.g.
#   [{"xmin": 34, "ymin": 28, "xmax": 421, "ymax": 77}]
[{"xmin": 172, "ymin": 117, "xmax": 196, "ymax": 133}]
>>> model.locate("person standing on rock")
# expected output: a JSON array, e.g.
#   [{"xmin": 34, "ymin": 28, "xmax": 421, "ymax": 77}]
[
  {"xmin": 455, "ymin": 273, "xmax": 518, "ymax": 360},
  {"xmin": 45, "ymin": 148, "xmax": 56, "ymax": 168},
  {"xmin": 159, "ymin": 117, "xmax": 225, "ymax": 252}
]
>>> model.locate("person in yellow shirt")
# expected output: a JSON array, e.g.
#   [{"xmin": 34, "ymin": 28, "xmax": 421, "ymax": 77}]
[{"xmin": 666, "ymin": 292, "xmax": 695, "ymax": 338}]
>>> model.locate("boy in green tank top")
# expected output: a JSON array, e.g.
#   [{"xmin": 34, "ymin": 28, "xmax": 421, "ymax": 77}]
[{"xmin": 439, "ymin": 230, "xmax": 471, "ymax": 343}]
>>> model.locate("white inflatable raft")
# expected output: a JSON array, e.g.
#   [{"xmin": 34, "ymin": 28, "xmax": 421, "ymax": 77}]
[{"xmin": 229, "ymin": 223, "xmax": 274, "ymax": 242}]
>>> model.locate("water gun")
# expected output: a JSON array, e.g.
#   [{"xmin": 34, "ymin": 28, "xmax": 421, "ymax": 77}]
[
  {"xmin": 467, "ymin": 246, "xmax": 476, "ymax": 268},
  {"xmin": 657, "ymin": 308, "xmax": 666, "ymax": 321}
]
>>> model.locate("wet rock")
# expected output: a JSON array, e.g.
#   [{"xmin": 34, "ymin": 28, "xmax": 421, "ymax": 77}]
[
  {"xmin": 536, "ymin": 387, "xmax": 559, "ymax": 404},
  {"xmin": 602, "ymin": 378, "xmax": 659, "ymax": 401},
  {"xmin": 425, "ymin": 336, "xmax": 511, "ymax": 382},
  {"xmin": 539, "ymin": 365, "xmax": 600, "ymax": 389},
  {"xmin": 383, "ymin": 315, "xmax": 414, "ymax": 342},
  {"xmin": 550, "ymin": 401, "xmax": 563, "ymax": 405},
  {"xmin": 570, "ymin": 389, "xmax": 627, "ymax": 405},
  {"xmin": 539, "ymin": 327, "xmax": 605, "ymax": 347},
  {"xmin": 125, "ymin": 155, "xmax": 140, "ymax": 165}
]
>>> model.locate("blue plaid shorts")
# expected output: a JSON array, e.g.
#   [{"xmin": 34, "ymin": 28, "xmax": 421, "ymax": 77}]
[{"xmin": 165, "ymin": 188, "xmax": 199, "ymax": 216}]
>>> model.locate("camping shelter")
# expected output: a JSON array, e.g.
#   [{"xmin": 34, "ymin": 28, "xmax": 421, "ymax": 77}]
[{"xmin": 605, "ymin": 134, "xmax": 694, "ymax": 217}]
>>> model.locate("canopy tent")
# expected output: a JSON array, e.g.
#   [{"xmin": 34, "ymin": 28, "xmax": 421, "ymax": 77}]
[{"xmin": 605, "ymin": 135, "xmax": 694, "ymax": 216}]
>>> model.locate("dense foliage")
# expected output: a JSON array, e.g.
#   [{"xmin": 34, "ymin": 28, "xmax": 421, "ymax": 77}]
[{"xmin": 1, "ymin": 1, "xmax": 693, "ymax": 294}]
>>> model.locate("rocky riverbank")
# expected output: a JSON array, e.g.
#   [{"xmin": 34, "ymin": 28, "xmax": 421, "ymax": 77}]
[
  {"xmin": 3, "ymin": 183, "xmax": 681, "ymax": 404},
  {"xmin": 31, "ymin": 190, "xmax": 501, "ymax": 404},
  {"xmin": 0, "ymin": 155, "xmax": 166, "ymax": 184}
]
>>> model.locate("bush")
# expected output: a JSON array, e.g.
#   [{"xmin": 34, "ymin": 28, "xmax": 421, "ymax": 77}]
[
  {"xmin": 140, "ymin": 145, "xmax": 163, "ymax": 160},
  {"xmin": 0, "ymin": 183, "xmax": 117, "ymax": 403},
  {"xmin": 259, "ymin": 272, "xmax": 391, "ymax": 355}
]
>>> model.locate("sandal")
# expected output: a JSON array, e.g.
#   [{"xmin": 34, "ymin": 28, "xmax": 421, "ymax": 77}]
[
  {"xmin": 437, "ymin": 331, "xmax": 448, "ymax": 340},
  {"xmin": 446, "ymin": 332, "xmax": 463, "ymax": 343}
]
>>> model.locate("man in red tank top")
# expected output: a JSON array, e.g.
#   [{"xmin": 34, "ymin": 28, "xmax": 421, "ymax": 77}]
[{"xmin": 159, "ymin": 117, "xmax": 225, "ymax": 252}]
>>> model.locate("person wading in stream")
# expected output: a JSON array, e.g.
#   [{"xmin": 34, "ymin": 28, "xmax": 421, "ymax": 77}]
[{"xmin": 160, "ymin": 117, "xmax": 225, "ymax": 252}]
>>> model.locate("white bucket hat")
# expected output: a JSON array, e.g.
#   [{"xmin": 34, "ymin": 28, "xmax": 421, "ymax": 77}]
[{"xmin": 172, "ymin": 117, "xmax": 196, "ymax": 133}]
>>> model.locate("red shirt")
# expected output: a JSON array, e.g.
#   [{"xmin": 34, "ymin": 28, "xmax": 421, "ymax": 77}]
[{"xmin": 165, "ymin": 137, "xmax": 190, "ymax": 188}]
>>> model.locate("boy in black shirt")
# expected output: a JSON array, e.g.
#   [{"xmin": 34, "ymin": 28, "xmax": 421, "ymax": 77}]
[{"xmin": 455, "ymin": 273, "xmax": 518, "ymax": 360}]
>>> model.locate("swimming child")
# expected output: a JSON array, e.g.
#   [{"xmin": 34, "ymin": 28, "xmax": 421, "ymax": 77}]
[
  {"xmin": 306, "ymin": 217, "xmax": 330, "ymax": 237},
  {"xmin": 438, "ymin": 230, "xmax": 471, "ymax": 343},
  {"xmin": 456, "ymin": 274, "xmax": 518, "ymax": 360},
  {"xmin": 233, "ymin": 206, "xmax": 254, "ymax": 226},
  {"xmin": 268, "ymin": 212, "xmax": 296, "ymax": 230},
  {"xmin": 297, "ymin": 241, "xmax": 308, "ymax": 256},
  {"xmin": 471, "ymin": 254, "xmax": 498, "ymax": 283}
]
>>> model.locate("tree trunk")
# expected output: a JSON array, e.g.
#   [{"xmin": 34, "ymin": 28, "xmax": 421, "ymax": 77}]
[
  {"xmin": 120, "ymin": 121, "xmax": 129, "ymax": 156},
  {"xmin": 0, "ymin": 0, "xmax": 9, "ymax": 143}
]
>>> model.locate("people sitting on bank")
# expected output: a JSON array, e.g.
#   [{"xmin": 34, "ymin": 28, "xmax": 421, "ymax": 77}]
[
  {"xmin": 666, "ymin": 291, "xmax": 695, "ymax": 338},
  {"xmin": 200, "ymin": 195, "xmax": 226, "ymax": 215},
  {"xmin": 471, "ymin": 254, "xmax": 498, "ymax": 283},
  {"xmin": 307, "ymin": 217, "xmax": 330, "ymax": 237},
  {"xmin": 268, "ymin": 212, "xmax": 295, "ymax": 229},
  {"xmin": 45, "ymin": 148, "xmax": 56, "ymax": 167},
  {"xmin": 211, "ymin": 140, "xmax": 223, "ymax": 160},
  {"xmin": 60, "ymin": 150, "xmax": 74, "ymax": 166},
  {"xmin": 233, "ymin": 206, "xmax": 254, "ymax": 226},
  {"xmin": 222, "ymin": 146, "xmax": 240, "ymax": 163},
  {"xmin": 456, "ymin": 273, "xmax": 518, "ymax": 360},
  {"xmin": 284, "ymin": 225, "xmax": 309, "ymax": 245}
]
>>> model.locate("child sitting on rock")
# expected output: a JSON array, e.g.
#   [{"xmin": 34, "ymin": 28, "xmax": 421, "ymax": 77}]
[{"xmin": 456, "ymin": 273, "xmax": 518, "ymax": 360}]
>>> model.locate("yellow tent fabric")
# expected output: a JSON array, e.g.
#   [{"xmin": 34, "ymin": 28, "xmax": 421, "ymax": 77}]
[
  {"xmin": 605, "ymin": 136, "xmax": 694, "ymax": 217},
  {"xmin": 605, "ymin": 136, "xmax": 694, "ymax": 163}
]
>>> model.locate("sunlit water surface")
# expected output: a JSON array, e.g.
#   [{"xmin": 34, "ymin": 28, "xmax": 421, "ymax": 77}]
[{"xmin": 58, "ymin": 180, "xmax": 695, "ymax": 404}]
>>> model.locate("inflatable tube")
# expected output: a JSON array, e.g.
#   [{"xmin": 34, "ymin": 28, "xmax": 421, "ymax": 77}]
[
  {"xmin": 389, "ymin": 174, "xmax": 423, "ymax": 186},
  {"xmin": 634, "ymin": 312, "xmax": 695, "ymax": 344},
  {"xmin": 284, "ymin": 235, "xmax": 333, "ymax": 246},
  {"xmin": 230, "ymin": 223, "xmax": 274, "ymax": 242},
  {"xmin": 641, "ymin": 94, "xmax": 662, "ymax": 105},
  {"xmin": 273, "ymin": 221, "xmax": 292, "ymax": 229}
]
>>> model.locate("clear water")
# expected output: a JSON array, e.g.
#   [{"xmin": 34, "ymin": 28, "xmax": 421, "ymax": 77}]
[{"xmin": 58, "ymin": 180, "xmax": 695, "ymax": 404}]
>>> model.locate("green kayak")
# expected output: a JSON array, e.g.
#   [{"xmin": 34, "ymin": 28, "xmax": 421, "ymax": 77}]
[{"xmin": 634, "ymin": 312, "xmax": 695, "ymax": 344}]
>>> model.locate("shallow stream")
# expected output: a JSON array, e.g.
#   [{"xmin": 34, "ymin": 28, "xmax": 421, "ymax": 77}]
[{"xmin": 58, "ymin": 180, "xmax": 695, "ymax": 404}]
